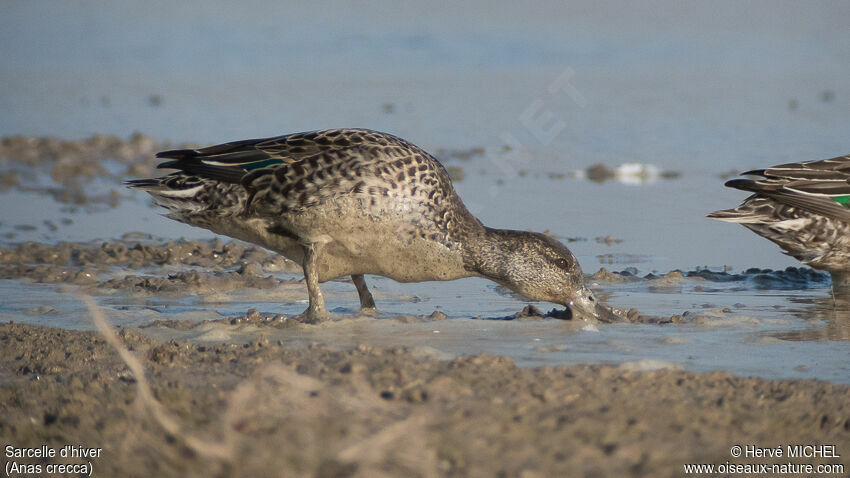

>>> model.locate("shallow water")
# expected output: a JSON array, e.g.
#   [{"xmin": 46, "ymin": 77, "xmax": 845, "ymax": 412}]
[{"xmin": 2, "ymin": 1, "xmax": 850, "ymax": 383}]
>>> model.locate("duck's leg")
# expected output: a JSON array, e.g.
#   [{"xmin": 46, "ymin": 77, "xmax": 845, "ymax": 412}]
[
  {"xmin": 351, "ymin": 274, "xmax": 377, "ymax": 314},
  {"xmin": 830, "ymin": 272, "xmax": 850, "ymax": 306},
  {"xmin": 301, "ymin": 243, "xmax": 329, "ymax": 322}
]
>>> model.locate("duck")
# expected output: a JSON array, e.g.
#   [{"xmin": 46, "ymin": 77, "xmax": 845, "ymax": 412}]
[
  {"xmin": 708, "ymin": 154, "xmax": 850, "ymax": 290},
  {"xmin": 127, "ymin": 128, "xmax": 612, "ymax": 322}
]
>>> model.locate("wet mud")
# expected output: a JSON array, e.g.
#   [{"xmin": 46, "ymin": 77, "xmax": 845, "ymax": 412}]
[
  {"xmin": 0, "ymin": 237, "xmax": 300, "ymax": 295},
  {"xmin": 0, "ymin": 134, "xmax": 194, "ymax": 208},
  {"xmin": 2, "ymin": 322, "xmax": 848, "ymax": 478},
  {"xmin": 591, "ymin": 265, "xmax": 830, "ymax": 290}
]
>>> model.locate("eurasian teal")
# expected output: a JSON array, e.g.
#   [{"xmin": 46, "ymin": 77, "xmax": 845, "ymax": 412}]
[
  {"xmin": 128, "ymin": 129, "xmax": 609, "ymax": 321},
  {"xmin": 709, "ymin": 154, "xmax": 850, "ymax": 290}
]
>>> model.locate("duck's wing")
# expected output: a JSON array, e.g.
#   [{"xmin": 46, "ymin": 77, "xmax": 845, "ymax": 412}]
[
  {"xmin": 153, "ymin": 128, "xmax": 414, "ymax": 184},
  {"xmin": 145, "ymin": 128, "xmax": 454, "ymax": 216},
  {"xmin": 750, "ymin": 154, "xmax": 850, "ymax": 181},
  {"xmin": 723, "ymin": 154, "xmax": 850, "ymax": 222}
]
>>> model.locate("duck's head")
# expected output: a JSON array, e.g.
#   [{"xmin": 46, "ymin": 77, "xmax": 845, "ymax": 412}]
[{"xmin": 474, "ymin": 229, "xmax": 616, "ymax": 322}]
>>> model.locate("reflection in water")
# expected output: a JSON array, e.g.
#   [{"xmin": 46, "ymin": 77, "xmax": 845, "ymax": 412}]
[{"xmin": 772, "ymin": 296, "xmax": 850, "ymax": 342}]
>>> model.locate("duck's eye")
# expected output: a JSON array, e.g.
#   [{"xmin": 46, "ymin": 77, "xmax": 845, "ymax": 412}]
[{"xmin": 555, "ymin": 258, "xmax": 569, "ymax": 270}]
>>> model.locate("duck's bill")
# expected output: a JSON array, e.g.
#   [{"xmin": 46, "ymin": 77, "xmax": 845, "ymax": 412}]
[{"xmin": 568, "ymin": 296, "xmax": 622, "ymax": 323}]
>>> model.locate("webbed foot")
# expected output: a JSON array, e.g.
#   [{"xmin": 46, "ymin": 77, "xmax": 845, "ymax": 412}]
[{"xmin": 298, "ymin": 306, "xmax": 331, "ymax": 324}]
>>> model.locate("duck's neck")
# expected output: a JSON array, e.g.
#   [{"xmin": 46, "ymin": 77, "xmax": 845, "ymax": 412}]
[{"xmin": 464, "ymin": 226, "xmax": 525, "ymax": 284}]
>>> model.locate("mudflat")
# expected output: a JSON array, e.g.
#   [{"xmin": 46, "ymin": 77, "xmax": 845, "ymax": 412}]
[{"xmin": 2, "ymin": 321, "xmax": 848, "ymax": 477}]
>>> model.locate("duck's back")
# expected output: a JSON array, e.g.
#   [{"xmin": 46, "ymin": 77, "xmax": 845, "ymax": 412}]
[
  {"xmin": 128, "ymin": 129, "xmax": 481, "ymax": 281},
  {"xmin": 245, "ymin": 130, "xmax": 458, "ymax": 219}
]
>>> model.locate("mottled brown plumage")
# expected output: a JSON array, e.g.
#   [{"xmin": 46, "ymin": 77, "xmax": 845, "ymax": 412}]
[
  {"xmin": 709, "ymin": 154, "xmax": 850, "ymax": 290},
  {"xmin": 128, "ymin": 129, "xmax": 609, "ymax": 321}
]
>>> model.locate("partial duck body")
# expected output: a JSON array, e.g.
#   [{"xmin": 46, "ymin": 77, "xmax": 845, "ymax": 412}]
[{"xmin": 709, "ymin": 154, "xmax": 850, "ymax": 290}]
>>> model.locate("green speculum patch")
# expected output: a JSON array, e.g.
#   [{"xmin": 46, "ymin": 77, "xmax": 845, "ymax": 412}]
[{"xmin": 238, "ymin": 159, "xmax": 283, "ymax": 170}]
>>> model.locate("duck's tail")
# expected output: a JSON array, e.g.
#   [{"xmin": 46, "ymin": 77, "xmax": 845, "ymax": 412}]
[
  {"xmin": 707, "ymin": 198, "xmax": 776, "ymax": 224},
  {"xmin": 126, "ymin": 173, "xmax": 248, "ymax": 220},
  {"xmin": 708, "ymin": 208, "xmax": 757, "ymax": 223}
]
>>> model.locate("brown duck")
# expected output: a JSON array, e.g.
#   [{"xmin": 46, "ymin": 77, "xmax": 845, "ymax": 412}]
[{"xmin": 128, "ymin": 128, "xmax": 612, "ymax": 321}]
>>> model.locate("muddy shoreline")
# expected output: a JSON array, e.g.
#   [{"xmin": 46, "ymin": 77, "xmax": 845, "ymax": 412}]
[
  {"xmin": 2, "ymin": 134, "xmax": 849, "ymax": 476},
  {"xmin": 2, "ymin": 321, "xmax": 848, "ymax": 477}
]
